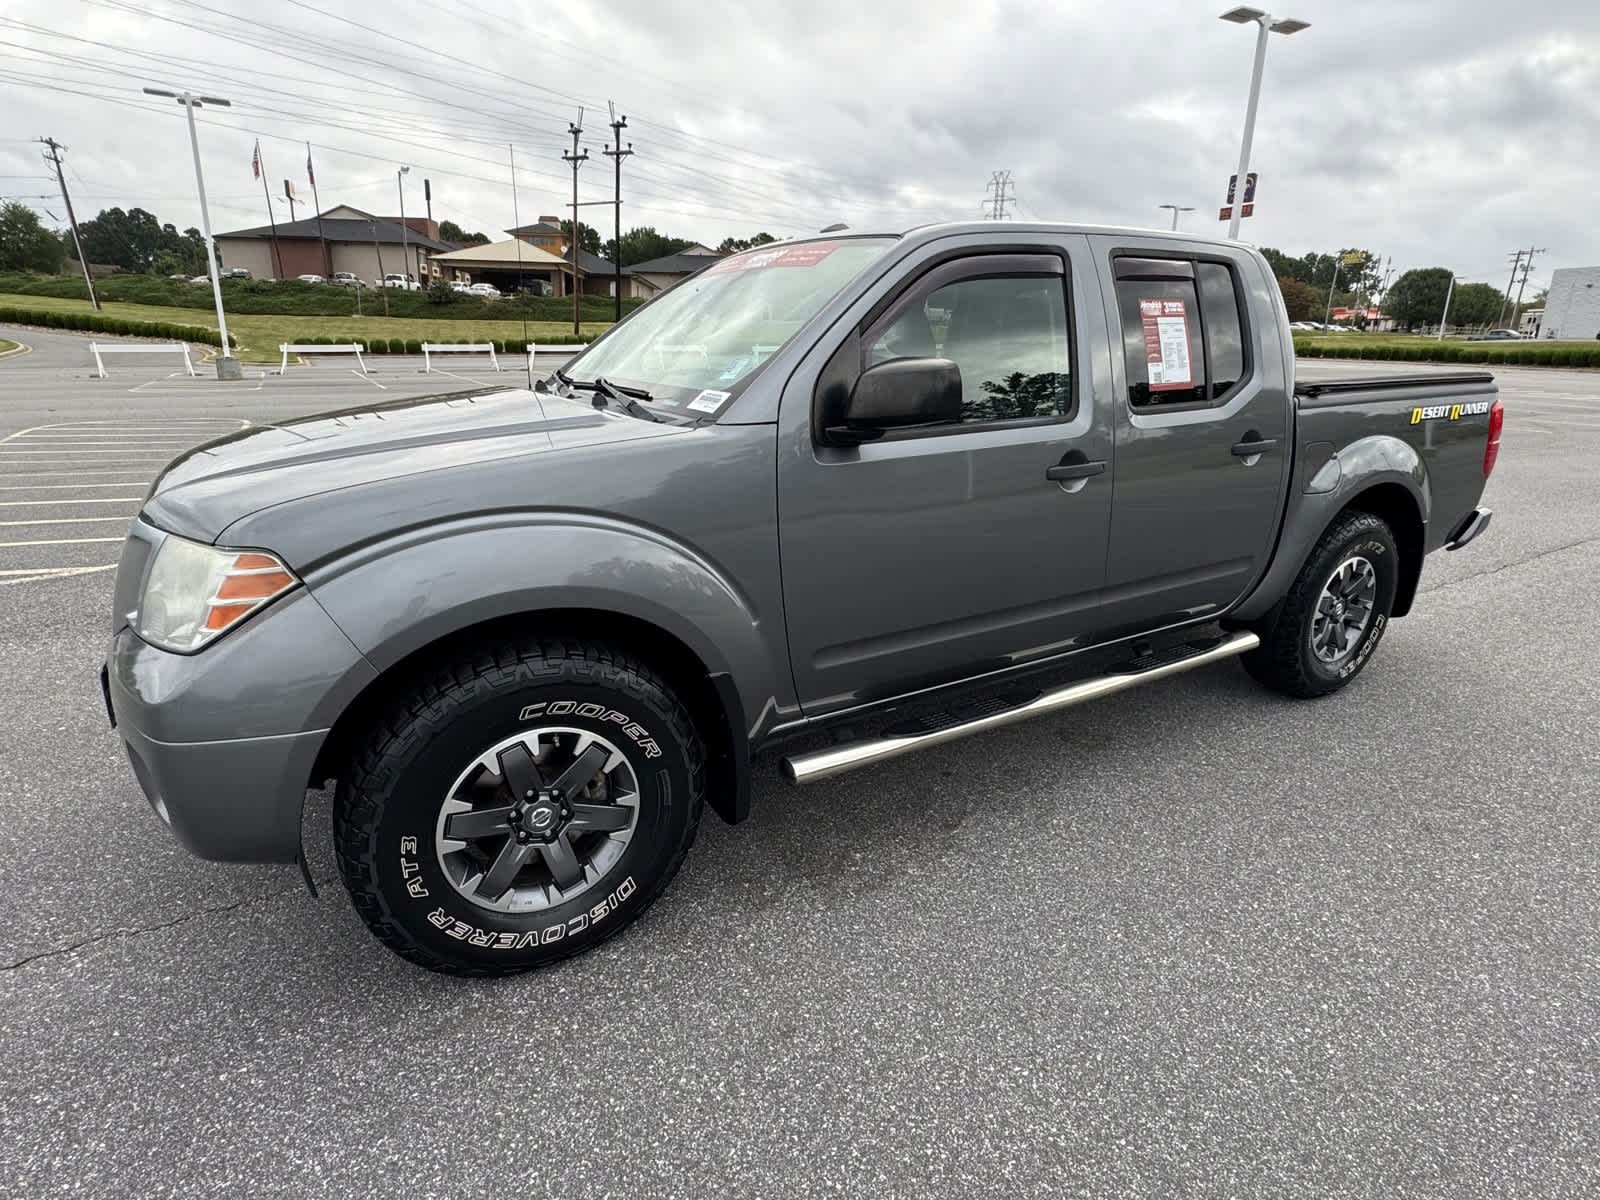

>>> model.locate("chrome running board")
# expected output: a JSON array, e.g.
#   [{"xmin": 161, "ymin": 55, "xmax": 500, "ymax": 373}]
[{"xmin": 781, "ymin": 630, "xmax": 1260, "ymax": 785}]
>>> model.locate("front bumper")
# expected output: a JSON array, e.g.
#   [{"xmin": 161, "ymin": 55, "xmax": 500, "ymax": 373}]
[{"xmin": 104, "ymin": 586, "xmax": 378, "ymax": 864}]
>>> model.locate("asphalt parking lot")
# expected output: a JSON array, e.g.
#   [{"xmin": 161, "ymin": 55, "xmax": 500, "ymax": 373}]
[{"xmin": 3, "ymin": 324, "xmax": 1599, "ymax": 1198}]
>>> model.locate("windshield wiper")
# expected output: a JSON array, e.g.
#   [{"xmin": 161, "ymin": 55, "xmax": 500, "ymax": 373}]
[{"xmin": 557, "ymin": 371, "xmax": 662, "ymax": 423}]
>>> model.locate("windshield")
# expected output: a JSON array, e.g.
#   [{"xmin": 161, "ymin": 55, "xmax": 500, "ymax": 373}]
[{"xmin": 564, "ymin": 238, "xmax": 896, "ymax": 416}]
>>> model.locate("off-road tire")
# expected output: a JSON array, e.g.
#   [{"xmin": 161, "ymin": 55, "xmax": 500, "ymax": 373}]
[
  {"xmin": 334, "ymin": 636, "xmax": 705, "ymax": 976},
  {"xmin": 1242, "ymin": 511, "xmax": 1399, "ymax": 699}
]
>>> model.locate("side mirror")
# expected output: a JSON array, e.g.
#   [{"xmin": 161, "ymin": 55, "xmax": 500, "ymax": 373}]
[{"xmin": 826, "ymin": 357, "xmax": 963, "ymax": 445}]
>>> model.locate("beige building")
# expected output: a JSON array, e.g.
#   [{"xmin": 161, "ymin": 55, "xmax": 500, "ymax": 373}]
[{"xmin": 213, "ymin": 205, "xmax": 450, "ymax": 283}]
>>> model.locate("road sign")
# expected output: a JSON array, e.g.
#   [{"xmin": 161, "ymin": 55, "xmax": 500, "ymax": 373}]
[
  {"xmin": 1218, "ymin": 202, "xmax": 1255, "ymax": 221},
  {"xmin": 1220, "ymin": 172, "xmax": 1258, "ymax": 220}
]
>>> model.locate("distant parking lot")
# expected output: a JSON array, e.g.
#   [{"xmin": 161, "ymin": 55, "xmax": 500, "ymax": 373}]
[{"xmin": 4, "ymin": 324, "xmax": 1600, "ymax": 1197}]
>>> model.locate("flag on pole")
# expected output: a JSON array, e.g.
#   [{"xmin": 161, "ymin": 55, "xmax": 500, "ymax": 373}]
[
  {"xmin": 251, "ymin": 141, "xmax": 261, "ymax": 180},
  {"xmin": 306, "ymin": 147, "xmax": 315, "ymax": 186}
]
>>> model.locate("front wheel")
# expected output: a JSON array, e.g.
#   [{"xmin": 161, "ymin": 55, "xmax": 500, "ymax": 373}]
[
  {"xmin": 334, "ymin": 638, "xmax": 705, "ymax": 976},
  {"xmin": 1243, "ymin": 511, "xmax": 1399, "ymax": 699}
]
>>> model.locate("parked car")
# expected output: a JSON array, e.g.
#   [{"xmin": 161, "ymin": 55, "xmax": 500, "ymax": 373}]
[
  {"xmin": 330, "ymin": 272, "xmax": 366, "ymax": 288},
  {"xmin": 103, "ymin": 223, "xmax": 1500, "ymax": 976},
  {"xmin": 1469, "ymin": 329, "xmax": 1524, "ymax": 341},
  {"xmin": 449, "ymin": 281, "xmax": 474, "ymax": 294},
  {"xmin": 381, "ymin": 273, "xmax": 421, "ymax": 291},
  {"xmin": 295, "ymin": 274, "xmax": 326, "ymax": 285},
  {"xmin": 224, "ymin": 267, "xmax": 252, "ymax": 280},
  {"xmin": 188, "ymin": 275, "xmax": 210, "ymax": 285},
  {"xmin": 467, "ymin": 282, "xmax": 501, "ymax": 298}
]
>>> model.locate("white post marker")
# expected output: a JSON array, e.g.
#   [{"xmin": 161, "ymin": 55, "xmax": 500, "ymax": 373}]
[
  {"xmin": 422, "ymin": 343, "xmax": 501, "ymax": 373},
  {"xmin": 526, "ymin": 342, "xmax": 539, "ymax": 380},
  {"xmin": 278, "ymin": 343, "xmax": 367, "ymax": 375},
  {"xmin": 89, "ymin": 342, "xmax": 197, "ymax": 380}
]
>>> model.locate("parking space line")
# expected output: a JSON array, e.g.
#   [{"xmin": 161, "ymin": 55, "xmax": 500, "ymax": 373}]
[
  {"xmin": 0, "ymin": 449, "xmax": 187, "ymax": 456},
  {"xmin": 0, "ymin": 476, "xmax": 155, "ymax": 485},
  {"xmin": 0, "ymin": 497, "xmax": 142, "ymax": 506},
  {"xmin": 0, "ymin": 536, "xmax": 126, "ymax": 547},
  {"xmin": 0, "ymin": 515, "xmax": 134, "ymax": 527},
  {"xmin": 0, "ymin": 564, "xmax": 116, "ymax": 586}
]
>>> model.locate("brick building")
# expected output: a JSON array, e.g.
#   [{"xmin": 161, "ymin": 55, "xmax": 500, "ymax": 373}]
[{"xmin": 212, "ymin": 205, "xmax": 451, "ymax": 283}]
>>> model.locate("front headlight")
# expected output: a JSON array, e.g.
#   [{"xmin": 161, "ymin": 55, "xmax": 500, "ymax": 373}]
[{"xmin": 136, "ymin": 535, "xmax": 299, "ymax": 653}]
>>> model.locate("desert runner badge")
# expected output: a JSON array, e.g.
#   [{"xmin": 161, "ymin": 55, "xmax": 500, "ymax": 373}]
[
  {"xmin": 688, "ymin": 389, "xmax": 732, "ymax": 415},
  {"xmin": 1411, "ymin": 400, "xmax": 1491, "ymax": 424}
]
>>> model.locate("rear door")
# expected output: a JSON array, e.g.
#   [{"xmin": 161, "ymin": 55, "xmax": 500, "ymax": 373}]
[
  {"xmin": 776, "ymin": 234, "xmax": 1115, "ymax": 715},
  {"xmin": 1092, "ymin": 239, "xmax": 1292, "ymax": 633}
]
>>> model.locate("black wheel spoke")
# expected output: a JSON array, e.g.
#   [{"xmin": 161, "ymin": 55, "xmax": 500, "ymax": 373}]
[
  {"xmin": 477, "ymin": 838, "xmax": 532, "ymax": 900},
  {"xmin": 538, "ymin": 833, "xmax": 585, "ymax": 890},
  {"xmin": 548, "ymin": 741, "xmax": 611, "ymax": 799},
  {"xmin": 567, "ymin": 802, "xmax": 631, "ymax": 834},
  {"xmin": 497, "ymin": 742, "xmax": 545, "ymax": 801},
  {"xmin": 443, "ymin": 805, "xmax": 516, "ymax": 841}
]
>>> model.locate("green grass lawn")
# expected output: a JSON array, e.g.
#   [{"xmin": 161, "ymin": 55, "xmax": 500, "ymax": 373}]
[
  {"xmin": 0, "ymin": 339, "xmax": 17, "ymax": 354},
  {"xmin": 1295, "ymin": 332, "xmax": 1591, "ymax": 350},
  {"xmin": 0, "ymin": 293, "xmax": 610, "ymax": 363}
]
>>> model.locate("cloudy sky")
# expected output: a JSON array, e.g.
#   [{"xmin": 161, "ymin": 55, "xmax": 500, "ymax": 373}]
[{"xmin": 2, "ymin": 0, "xmax": 1597, "ymax": 291}]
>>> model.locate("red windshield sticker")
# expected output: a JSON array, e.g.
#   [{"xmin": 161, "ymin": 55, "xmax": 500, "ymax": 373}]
[
  {"xmin": 705, "ymin": 241, "xmax": 842, "ymax": 274},
  {"xmin": 1139, "ymin": 297, "xmax": 1194, "ymax": 391}
]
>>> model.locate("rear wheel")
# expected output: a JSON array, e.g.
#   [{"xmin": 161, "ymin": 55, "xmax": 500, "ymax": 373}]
[
  {"xmin": 334, "ymin": 637, "xmax": 704, "ymax": 976},
  {"xmin": 1243, "ymin": 511, "xmax": 1399, "ymax": 699}
]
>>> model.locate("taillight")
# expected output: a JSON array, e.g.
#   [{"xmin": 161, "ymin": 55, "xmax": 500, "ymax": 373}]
[{"xmin": 1483, "ymin": 398, "xmax": 1504, "ymax": 478}]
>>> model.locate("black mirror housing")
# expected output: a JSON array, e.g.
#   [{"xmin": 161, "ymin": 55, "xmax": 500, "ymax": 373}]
[{"xmin": 827, "ymin": 357, "xmax": 963, "ymax": 445}]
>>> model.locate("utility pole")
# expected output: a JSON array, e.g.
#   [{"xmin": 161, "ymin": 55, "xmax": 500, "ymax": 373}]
[
  {"xmin": 306, "ymin": 143, "xmax": 329, "ymax": 277},
  {"xmin": 397, "ymin": 166, "xmax": 411, "ymax": 288},
  {"xmin": 1497, "ymin": 249, "xmax": 1524, "ymax": 329},
  {"xmin": 1323, "ymin": 255, "xmax": 1342, "ymax": 327},
  {"xmin": 38, "ymin": 137, "xmax": 99, "ymax": 311},
  {"xmin": 983, "ymin": 171, "xmax": 1015, "ymax": 219},
  {"xmin": 1510, "ymin": 246, "xmax": 1546, "ymax": 331},
  {"xmin": 369, "ymin": 218, "xmax": 389, "ymax": 317},
  {"xmin": 562, "ymin": 113, "xmax": 589, "ymax": 336},
  {"xmin": 142, "ymin": 88, "xmax": 239, "ymax": 378},
  {"xmin": 423, "ymin": 177, "xmax": 432, "ymax": 226},
  {"xmin": 602, "ymin": 104, "xmax": 633, "ymax": 323}
]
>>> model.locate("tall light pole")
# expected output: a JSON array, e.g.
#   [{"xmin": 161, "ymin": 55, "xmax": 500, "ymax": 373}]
[
  {"xmin": 396, "ymin": 165, "xmax": 411, "ymax": 288},
  {"xmin": 1159, "ymin": 204, "xmax": 1196, "ymax": 231},
  {"xmin": 1437, "ymin": 273, "xmax": 1458, "ymax": 340},
  {"xmin": 143, "ymin": 86, "xmax": 240, "ymax": 380},
  {"xmin": 1219, "ymin": 7, "xmax": 1309, "ymax": 241}
]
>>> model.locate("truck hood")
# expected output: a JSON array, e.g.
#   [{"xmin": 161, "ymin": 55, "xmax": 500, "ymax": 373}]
[{"xmin": 142, "ymin": 386, "xmax": 687, "ymax": 544}]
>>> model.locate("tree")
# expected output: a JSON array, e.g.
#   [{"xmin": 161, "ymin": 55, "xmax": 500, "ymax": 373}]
[
  {"xmin": 1450, "ymin": 282, "xmax": 1506, "ymax": 329},
  {"xmin": 1260, "ymin": 246, "xmax": 1381, "ymax": 296},
  {"xmin": 152, "ymin": 224, "xmax": 208, "ymax": 276},
  {"xmin": 1383, "ymin": 268, "xmax": 1453, "ymax": 331},
  {"xmin": 716, "ymin": 232, "xmax": 778, "ymax": 254},
  {"xmin": 602, "ymin": 226, "xmax": 696, "ymax": 267},
  {"xmin": 559, "ymin": 219, "xmax": 601, "ymax": 256},
  {"xmin": 439, "ymin": 219, "xmax": 489, "ymax": 246},
  {"xmin": 1276, "ymin": 275, "xmax": 1320, "ymax": 322},
  {"xmin": 0, "ymin": 202, "xmax": 66, "ymax": 273},
  {"xmin": 72, "ymin": 207, "xmax": 170, "ymax": 272}
]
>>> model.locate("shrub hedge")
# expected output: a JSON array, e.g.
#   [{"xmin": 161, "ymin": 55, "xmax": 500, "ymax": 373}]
[
  {"xmin": 0, "ymin": 270, "xmax": 641, "ymax": 322},
  {"xmin": 1294, "ymin": 339, "xmax": 1600, "ymax": 368},
  {"xmin": 0, "ymin": 304, "xmax": 235, "ymax": 348}
]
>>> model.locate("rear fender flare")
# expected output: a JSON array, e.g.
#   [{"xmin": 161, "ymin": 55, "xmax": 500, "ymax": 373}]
[{"xmin": 1232, "ymin": 435, "xmax": 1429, "ymax": 623}]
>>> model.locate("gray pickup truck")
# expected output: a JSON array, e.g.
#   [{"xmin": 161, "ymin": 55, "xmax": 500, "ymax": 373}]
[{"xmin": 104, "ymin": 223, "xmax": 1500, "ymax": 974}]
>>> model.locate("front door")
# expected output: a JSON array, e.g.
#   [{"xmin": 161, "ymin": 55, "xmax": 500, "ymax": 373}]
[
  {"xmin": 777, "ymin": 238, "xmax": 1114, "ymax": 715},
  {"xmin": 1092, "ymin": 240, "xmax": 1292, "ymax": 634}
]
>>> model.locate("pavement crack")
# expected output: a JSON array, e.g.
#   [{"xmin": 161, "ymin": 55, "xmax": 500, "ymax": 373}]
[
  {"xmin": 1420, "ymin": 532, "xmax": 1600, "ymax": 596},
  {"xmin": 1, "ymin": 885, "xmax": 304, "ymax": 972}
]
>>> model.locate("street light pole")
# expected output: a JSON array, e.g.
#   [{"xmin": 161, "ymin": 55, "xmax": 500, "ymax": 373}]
[
  {"xmin": 1437, "ymin": 273, "xmax": 1457, "ymax": 340},
  {"xmin": 1219, "ymin": 7, "xmax": 1309, "ymax": 241},
  {"xmin": 143, "ymin": 86, "xmax": 240, "ymax": 380},
  {"xmin": 397, "ymin": 166, "xmax": 411, "ymax": 289},
  {"xmin": 1159, "ymin": 204, "xmax": 1195, "ymax": 231}
]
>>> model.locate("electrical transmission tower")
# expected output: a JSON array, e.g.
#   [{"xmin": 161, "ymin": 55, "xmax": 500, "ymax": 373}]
[
  {"xmin": 38, "ymin": 137, "xmax": 99, "ymax": 310},
  {"xmin": 983, "ymin": 171, "xmax": 1016, "ymax": 220}
]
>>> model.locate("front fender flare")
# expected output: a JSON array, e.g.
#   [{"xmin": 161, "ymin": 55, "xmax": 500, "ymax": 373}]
[
  {"xmin": 306, "ymin": 513, "xmax": 788, "ymax": 737},
  {"xmin": 1232, "ymin": 435, "xmax": 1429, "ymax": 623}
]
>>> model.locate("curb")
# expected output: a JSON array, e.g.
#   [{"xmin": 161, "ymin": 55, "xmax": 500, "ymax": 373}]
[{"xmin": 0, "ymin": 339, "xmax": 32, "ymax": 361}]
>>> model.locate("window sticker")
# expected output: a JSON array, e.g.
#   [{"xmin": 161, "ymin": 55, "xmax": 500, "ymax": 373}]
[
  {"xmin": 703, "ymin": 242, "xmax": 841, "ymax": 275},
  {"xmin": 687, "ymin": 389, "xmax": 732, "ymax": 414},
  {"xmin": 1139, "ymin": 297, "xmax": 1194, "ymax": 390}
]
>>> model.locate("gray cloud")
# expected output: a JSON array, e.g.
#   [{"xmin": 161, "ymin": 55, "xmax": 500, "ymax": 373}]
[{"xmin": 2, "ymin": 0, "xmax": 1596, "ymax": 290}]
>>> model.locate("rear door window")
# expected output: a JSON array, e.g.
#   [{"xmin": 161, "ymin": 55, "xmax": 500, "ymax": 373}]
[{"xmin": 1114, "ymin": 257, "xmax": 1250, "ymax": 409}]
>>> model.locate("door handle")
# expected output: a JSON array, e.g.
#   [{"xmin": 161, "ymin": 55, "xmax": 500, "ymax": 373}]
[
  {"xmin": 1231, "ymin": 438, "xmax": 1278, "ymax": 457},
  {"xmin": 1045, "ymin": 460, "xmax": 1107, "ymax": 482}
]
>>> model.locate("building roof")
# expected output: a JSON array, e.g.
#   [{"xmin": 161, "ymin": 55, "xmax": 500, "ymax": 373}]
[
  {"xmin": 429, "ymin": 238, "xmax": 569, "ymax": 267},
  {"xmin": 216, "ymin": 212, "xmax": 450, "ymax": 251},
  {"xmin": 625, "ymin": 250, "xmax": 725, "ymax": 276},
  {"xmin": 507, "ymin": 220, "xmax": 563, "ymax": 237}
]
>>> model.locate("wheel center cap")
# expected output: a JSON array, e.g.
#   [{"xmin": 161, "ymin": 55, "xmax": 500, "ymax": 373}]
[
  {"xmin": 521, "ymin": 801, "xmax": 560, "ymax": 835},
  {"xmin": 1330, "ymin": 598, "xmax": 1346, "ymax": 619}
]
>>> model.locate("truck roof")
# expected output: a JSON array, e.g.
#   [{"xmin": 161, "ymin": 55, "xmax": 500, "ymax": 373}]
[{"xmin": 777, "ymin": 220, "xmax": 1245, "ymax": 248}]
